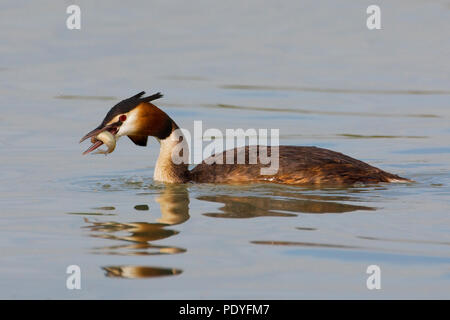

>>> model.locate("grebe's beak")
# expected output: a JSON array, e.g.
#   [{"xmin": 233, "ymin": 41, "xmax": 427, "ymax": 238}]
[
  {"xmin": 79, "ymin": 121, "xmax": 121, "ymax": 155},
  {"xmin": 79, "ymin": 91, "xmax": 164, "ymax": 155}
]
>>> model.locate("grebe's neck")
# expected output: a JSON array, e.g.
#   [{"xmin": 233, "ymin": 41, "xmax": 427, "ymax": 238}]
[{"xmin": 154, "ymin": 121, "xmax": 190, "ymax": 184}]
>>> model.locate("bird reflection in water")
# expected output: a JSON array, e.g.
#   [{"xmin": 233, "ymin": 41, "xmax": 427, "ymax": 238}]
[
  {"xmin": 84, "ymin": 185, "xmax": 189, "ymax": 278},
  {"xmin": 102, "ymin": 265, "xmax": 182, "ymax": 279},
  {"xmin": 199, "ymin": 190, "xmax": 376, "ymax": 218},
  {"xmin": 83, "ymin": 184, "xmax": 377, "ymax": 278}
]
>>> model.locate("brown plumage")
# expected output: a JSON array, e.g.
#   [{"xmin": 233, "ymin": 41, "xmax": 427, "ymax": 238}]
[
  {"xmin": 190, "ymin": 146, "xmax": 409, "ymax": 185},
  {"xmin": 81, "ymin": 91, "xmax": 411, "ymax": 186}
]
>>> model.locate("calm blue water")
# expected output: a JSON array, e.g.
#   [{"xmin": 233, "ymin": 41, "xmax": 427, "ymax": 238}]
[{"xmin": 0, "ymin": 0, "xmax": 449, "ymax": 299}]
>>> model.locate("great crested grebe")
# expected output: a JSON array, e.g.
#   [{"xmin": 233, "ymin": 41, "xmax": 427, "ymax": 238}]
[{"xmin": 80, "ymin": 91, "xmax": 410, "ymax": 185}]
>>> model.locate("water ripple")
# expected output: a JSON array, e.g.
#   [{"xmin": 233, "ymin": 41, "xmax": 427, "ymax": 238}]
[{"xmin": 221, "ymin": 84, "xmax": 450, "ymax": 95}]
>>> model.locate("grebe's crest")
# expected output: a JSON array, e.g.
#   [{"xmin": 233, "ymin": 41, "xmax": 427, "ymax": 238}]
[{"xmin": 100, "ymin": 91, "xmax": 163, "ymax": 127}]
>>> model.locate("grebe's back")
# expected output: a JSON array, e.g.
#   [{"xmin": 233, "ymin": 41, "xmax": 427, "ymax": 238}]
[{"xmin": 190, "ymin": 145, "xmax": 410, "ymax": 185}]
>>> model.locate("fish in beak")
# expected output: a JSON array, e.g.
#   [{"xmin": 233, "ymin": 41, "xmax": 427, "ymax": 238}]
[
  {"xmin": 80, "ymin": 91, "xmax": 163, "ymax": 155},
  {"xmin": 80, "ymin": 122, "xmax": 121, "ymax": 155}
]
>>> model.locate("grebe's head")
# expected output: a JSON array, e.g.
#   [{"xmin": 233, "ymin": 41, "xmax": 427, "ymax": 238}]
[{"xmin": 80, "ymin": 91, "xmax": 173, "ymax": 155}]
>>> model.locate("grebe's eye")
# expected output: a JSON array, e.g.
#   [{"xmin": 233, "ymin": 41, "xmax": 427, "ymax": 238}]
[{"xmin": 119, "ymin": 114, "xmax": 127, "ymax": 122}]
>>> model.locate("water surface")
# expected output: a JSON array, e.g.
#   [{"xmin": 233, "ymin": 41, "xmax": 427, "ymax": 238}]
[{"xmin": 0, "ymin": 0, "xmax": 449, "ymax": 299}]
